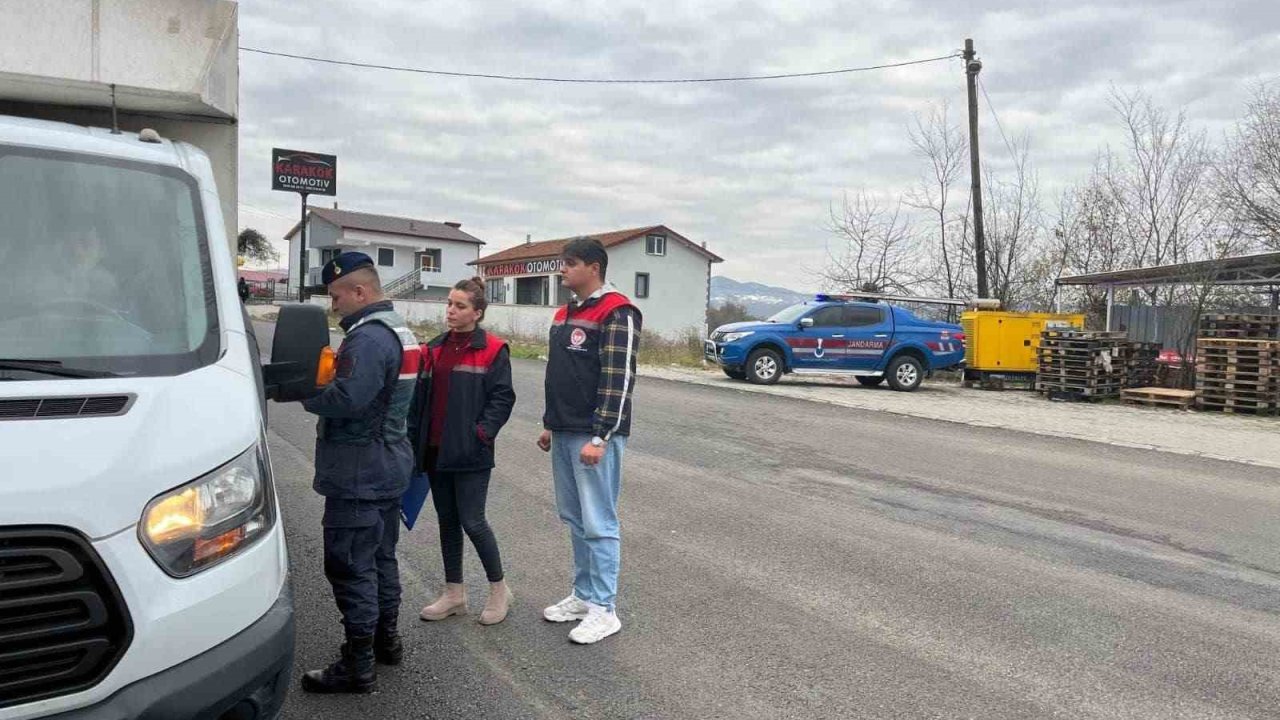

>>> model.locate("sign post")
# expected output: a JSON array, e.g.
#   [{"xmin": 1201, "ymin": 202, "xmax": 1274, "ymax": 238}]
[{"xmin": 272, "ymin": 148, "xmax": 337, "ymax": 301}]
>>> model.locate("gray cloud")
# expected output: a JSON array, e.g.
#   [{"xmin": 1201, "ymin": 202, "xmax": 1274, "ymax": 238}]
[{"xmin": 238, "ymin": 0, "xmax": 1280, "ymax": 288}]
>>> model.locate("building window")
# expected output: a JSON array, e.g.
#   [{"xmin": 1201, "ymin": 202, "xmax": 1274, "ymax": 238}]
[
  {"xmin": 646, "ymin": 234, "xmax": 666, "ymax": 256},
  {"xmin": 485, "ymin": 278, "xmax": 506, "ymax": 304},
  {"xmin": 515, "ymin": 276, "xmax": 549, "ymax": 306},
  {"xmin": 420, "ymin": 249, "xmax": 442, "ymax": 272},
  {"xmin": 635, "ymin": 272, "xmax": 650, "ymax": 298},
  {"xmin": 320, "ymin": 248, "xmax": 343, "ymax": 265},
  {"xmin": 377, "ymin": 247, "xmax": 395, "ymax": 267}
]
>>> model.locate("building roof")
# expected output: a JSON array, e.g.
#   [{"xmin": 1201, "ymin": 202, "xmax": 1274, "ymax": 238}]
[
  {"xmin": 471, "ymin": 225, "xmax": 724, "ymax": 265},
  {"xmin": 284, "ymin": 207, "xmax": 485, "ymax": 245},
  {"xmin": 1055, "ymin": 251, "xmax": 1280, "ymax": 287}
]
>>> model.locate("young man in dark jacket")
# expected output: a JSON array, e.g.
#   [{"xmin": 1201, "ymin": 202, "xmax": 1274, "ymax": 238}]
[
  {"xmin": 297, "ymin": 252, "xmax": 420, "ymax": 694},
  {"xmin": 537, "ymin": 237, "xmax": 641, "ymax": 644}
]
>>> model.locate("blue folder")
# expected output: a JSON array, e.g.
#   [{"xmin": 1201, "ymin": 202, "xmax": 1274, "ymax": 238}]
[{"xmin": 400, "ymin": 472, "xmax": 431, "ymax": 530}]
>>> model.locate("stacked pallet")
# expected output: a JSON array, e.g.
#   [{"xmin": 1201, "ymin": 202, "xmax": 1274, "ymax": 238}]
[
  {"xmin": 1036, "ymin": 330, "xmax": 1129, "ymax": 401},
  {"xmin": 1123, "ymin": 341, "xmax": 1162, "ymax": 388},
  {"xmin": 1196, "ymin": 314, "xmax": 1280, "ymax": 415}
]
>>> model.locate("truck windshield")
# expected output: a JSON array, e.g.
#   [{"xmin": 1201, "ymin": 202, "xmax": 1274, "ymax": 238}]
[
  {"xmin": 0, "ymin": 145, "xmax": 218, "ymax": 378},
  {"xmin": 767, "ymin": 303, "xmax": 812, "ymax": 324}
]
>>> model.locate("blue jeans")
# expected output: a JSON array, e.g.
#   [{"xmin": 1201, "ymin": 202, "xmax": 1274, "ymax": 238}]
[{"xmin": 551, "ymin": 432, "xmax": 626, "ymax": 611}]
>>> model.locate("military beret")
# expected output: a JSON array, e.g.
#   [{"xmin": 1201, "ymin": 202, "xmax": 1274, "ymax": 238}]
[{"xmin": 321, "ymin": 251, "xmax": 376, "ymax": 285}]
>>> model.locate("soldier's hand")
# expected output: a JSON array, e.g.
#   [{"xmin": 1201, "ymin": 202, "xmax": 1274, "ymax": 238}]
[{"xmin": 537, "ymin": 430, "xmax": 552, "ymax": 452}]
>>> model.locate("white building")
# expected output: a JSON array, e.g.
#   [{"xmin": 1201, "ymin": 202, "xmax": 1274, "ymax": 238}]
[
  {"xmin": 472, "ymin": 225, "xmax": 724, "ymax": 339},
  {"xmin": 284, "ymin": 206, "xmax": 486, "ymax": 298}
]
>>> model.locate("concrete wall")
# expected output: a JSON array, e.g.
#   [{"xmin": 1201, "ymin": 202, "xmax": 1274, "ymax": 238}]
[{"xmin": 607, "ymin": 235, "xmax": 712, "ymax": 339}]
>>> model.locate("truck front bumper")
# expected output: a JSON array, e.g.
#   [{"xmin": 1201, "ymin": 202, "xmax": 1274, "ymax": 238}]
[{"xmin": 47, "ymin": 581, "xmax": 294, "ymax": 720}]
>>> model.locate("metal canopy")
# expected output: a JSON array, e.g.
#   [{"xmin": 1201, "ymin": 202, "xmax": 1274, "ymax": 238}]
[
  {"xmin": 1054, "ymin": 251, "xmax": 1280, "ymax": 330},
  {"xmin": 1055, "ymin": 251, "xmax": 1280, "ymax": 288}
]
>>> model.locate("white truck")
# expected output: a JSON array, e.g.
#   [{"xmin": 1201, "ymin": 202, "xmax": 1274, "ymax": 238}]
[{"xmin": 0, "ymin": 2, "xmax": 328, "ymax": 718}]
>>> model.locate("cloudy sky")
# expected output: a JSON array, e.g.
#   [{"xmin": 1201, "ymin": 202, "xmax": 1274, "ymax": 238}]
[{"xmin": 237, "ymin": 0, "xmax": 1280, "ymax": 288}]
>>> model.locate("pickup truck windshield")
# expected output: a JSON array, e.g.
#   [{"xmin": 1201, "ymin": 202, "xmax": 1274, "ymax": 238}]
[
  {"xmin": 0, "ymin": 145, "xmax": 219, "ymax": 378},
  {"xmin": 767, "ymin": 304, "xmax": 812, "ymax": 324}
]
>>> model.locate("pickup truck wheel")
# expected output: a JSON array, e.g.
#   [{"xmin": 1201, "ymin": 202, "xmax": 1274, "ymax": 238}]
[
  {"xmin": 745, "ymin": 348, "xmax": 783, "ymax": 385},
  {"xmin": 856, "ymin": 376, "xmax": 885, "ymax": 387},
  {"xmin": 886, "ymin": 355, "xmax": 924, "ymax": 392},
  {"xmin": 723, "ymin": 368, "xmax": 747, "ymax": 380}
]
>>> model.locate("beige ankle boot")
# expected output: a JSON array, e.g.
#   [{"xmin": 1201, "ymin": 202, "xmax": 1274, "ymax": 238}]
[
  {"xmin": 478, "ymin": 581, "xmax": 513, "ymax": 626},
  {"xmin": 420, "ymin": 583, "xmax": 467, "ymax": 621}
]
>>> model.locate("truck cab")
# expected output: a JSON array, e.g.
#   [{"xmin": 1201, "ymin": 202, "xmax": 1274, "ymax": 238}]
[
  {"xmin": 705, "ymin": 296, "xmax": 965, "ymax": 391},
  {"xmin": 0, "ymin": 3, "xmax": 329, "ymax": 718}
]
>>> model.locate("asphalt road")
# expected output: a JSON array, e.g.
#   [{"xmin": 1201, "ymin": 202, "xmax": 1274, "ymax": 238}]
[{"xmin": 257, "ymin": 323, "xmax": 1280, "ymax": 719}]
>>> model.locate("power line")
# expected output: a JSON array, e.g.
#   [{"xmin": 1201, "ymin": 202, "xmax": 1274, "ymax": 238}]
[
  {"xmin": 239, "ymin": 47, "xmax": 961, "ymax": 83},
  {"xmin": 978, "ymin": 76, "xmax": 1020, "ymax": 164}
]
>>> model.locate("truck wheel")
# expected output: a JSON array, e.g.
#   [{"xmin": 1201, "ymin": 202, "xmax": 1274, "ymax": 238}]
[
  {"xmin": 723, "ymin": 368, "xmax": 746, "ymax": 381},
  {"xmin": 886, "ymin": 355, "xmax": 924, "ymax": 392},
  {"xmin": 856, "ymin": 376, "xmax": 885, "ymax": 387},
  {"xmin": 745, "ymin": 348, "xmax": 783, "ymax": 385}
]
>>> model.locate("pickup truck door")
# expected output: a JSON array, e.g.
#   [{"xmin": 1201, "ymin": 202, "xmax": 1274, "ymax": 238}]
[
  {"xmin": 842, "ymin": 304, "xmax": 894, "ymax": 371},
  {"xmin": 789, "ymin": 305, "xmax": 850, "ymax": 371}
]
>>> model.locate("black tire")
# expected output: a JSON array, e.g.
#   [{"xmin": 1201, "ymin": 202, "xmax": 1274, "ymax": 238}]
[
  {"xmin": 856, "ymin": 376, "xmax": 885, "ymax": 387},
  {"xmin": 745, "ymin": 348, "xmax": 783, "ymax": 385},
  {"xmin": 886, "ymin": 354, "xmax": 924, "ymax": 392},
  {"xmin": 723, "ymin": 368, "xmax": 747, "ymax": 380}
]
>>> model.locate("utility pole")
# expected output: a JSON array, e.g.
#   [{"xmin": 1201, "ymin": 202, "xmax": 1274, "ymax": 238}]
[
  {"xmin": 297, "ymin": 194, "xmax": 309, "ymax": 302},
  {"xmin": 964, "ymin": 38, "xmax": 989, "ymax": 300}
]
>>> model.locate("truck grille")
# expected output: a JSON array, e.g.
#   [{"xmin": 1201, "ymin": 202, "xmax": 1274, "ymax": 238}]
[{"xmin": 0, "ymin": 528, "xmax": 132, "ymax": 709}]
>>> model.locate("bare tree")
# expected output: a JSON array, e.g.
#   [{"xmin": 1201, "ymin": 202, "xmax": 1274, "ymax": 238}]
[
  {"xmin": 1052, "ymin": 153, "xmax": 1129, "ymax": 320},
  {"xmin": 1106, "ymin": 89, "xmax": 1218, "ymax": 304},
  {"xmin": 981, "ymin": 133, "xmax": 1045, "ymax": 308},
  {"xmin": 905, "ymin": 102, "xmax": 972, "ymax": 299},
  {"xmin": 819, "ymin": 191, "xmax": 924, "ymax": 295},
  {"xmin": 1219, "ymin": 81, "xmax": 1280, "ymax": 250}
]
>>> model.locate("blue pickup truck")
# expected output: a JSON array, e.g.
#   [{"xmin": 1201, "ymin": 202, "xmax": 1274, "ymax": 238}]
[{"xmin": 704, "ymin": 295, "xmax": 966, "ymax": 391}]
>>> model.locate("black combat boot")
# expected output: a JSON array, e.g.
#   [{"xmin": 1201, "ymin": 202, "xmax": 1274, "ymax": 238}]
[
  {"xmin": 374, "ymin": 619, "xmax": 403, "ymax": 665},
  {"xmin": 300, "ymin": 634, "xmax": 377, "ymax": 694}
]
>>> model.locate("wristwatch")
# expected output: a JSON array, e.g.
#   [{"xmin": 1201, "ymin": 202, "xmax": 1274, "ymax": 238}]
[{"xmin": 590, "ymin": 436, "xmax": 605, "ymax": 447}]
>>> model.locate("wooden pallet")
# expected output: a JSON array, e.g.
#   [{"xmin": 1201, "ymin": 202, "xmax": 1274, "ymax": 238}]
[
  {"xmin": 1196, "ymin": 365, "xmax": 1274, "ymax": 377},
  {"xmin": 1197, "ymin": 398, "xmax": 1279, "ymax": 415},
  {"xmin": 1042, "ymin": 330, "xmax": 1129, "ymax": 341},
  {"xmin": 1197, "ymin": 338, "xmax": 1279, "ymax": 350},
  {"xmin": 1199, "ymin": 314, "xmax": 1280, "ymax": 340},
  {"xmin": 1121, "ymin": 387, "xmax": 1195, "ymax": 409}
]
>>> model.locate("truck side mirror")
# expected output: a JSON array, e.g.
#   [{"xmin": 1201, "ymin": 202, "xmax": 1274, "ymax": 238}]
[
  {"xmin": 799, "ymin": 317, "xmax": 814, "ymax": 329},
  {"xmin": 263, "ymin": 304, "xmax": 331, "ymax": 402}
]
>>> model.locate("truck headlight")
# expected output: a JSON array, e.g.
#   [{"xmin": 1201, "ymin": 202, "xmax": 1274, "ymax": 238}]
[
  {"xmin": 139, "ymin": 441, "xmax": 276, "ymax": 577},
  {"xmin": 721, "ymin": 331, "xmax": 754, "ymax": 343}
]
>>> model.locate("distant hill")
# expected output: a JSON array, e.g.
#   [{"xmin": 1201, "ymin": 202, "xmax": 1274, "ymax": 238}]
[{"xmin": 710, "ymin": 276, "xmax": 809, "ymax": 319}]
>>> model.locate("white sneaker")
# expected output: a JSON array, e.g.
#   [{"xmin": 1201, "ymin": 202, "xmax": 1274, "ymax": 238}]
[
  {"xmin": 569, "ymin": 604, "xmax": 621, "ymax": 645},
  {"xmin": 543, "ymin": 594, "xmax": 590, "ymax": 623}
]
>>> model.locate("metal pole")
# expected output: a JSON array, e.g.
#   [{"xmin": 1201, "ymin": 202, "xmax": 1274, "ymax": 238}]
[
  {"xmin": 964, "ymin": 39, "xmax": 989, "ymax": 300},
  {"xmin": 1105, "ymin": 286, "xmax": 1115, "ymax": 331},
  {"xmin": 297, "ymin": 194, "xmax": 309, "ymax": 303}
]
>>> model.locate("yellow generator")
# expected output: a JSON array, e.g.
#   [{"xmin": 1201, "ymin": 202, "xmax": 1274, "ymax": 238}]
[{"xmin": 961, "ymin": 304, "xmax": 1085, "ymax": 389}]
